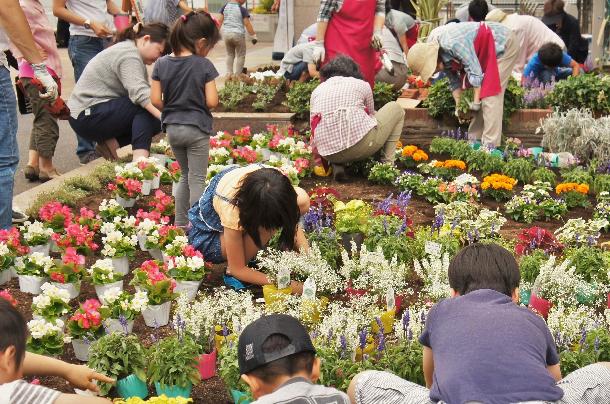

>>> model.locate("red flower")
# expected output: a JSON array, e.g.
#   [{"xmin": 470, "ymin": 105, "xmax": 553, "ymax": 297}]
[{"xmin": 50, "ymin": 272, "xmax": 65, "ymax": 284}]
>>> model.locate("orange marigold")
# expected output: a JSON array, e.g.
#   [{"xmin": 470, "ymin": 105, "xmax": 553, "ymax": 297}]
[
  {"xmin": 402, "ymin": 145, "xmax": 418, "ymax": 157},
  {"xmin": 556, "ymin": 182, "xmax": 588, "ymax": 195},
  {"xmin": 413, "ymin": 150, "xmax": 429, "ymax": 161}
]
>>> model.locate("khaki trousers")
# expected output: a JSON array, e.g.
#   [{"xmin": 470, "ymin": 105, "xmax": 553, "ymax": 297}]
[
  {"xmin": 325, "ymin": 101, "xmax": 405, "ymax": 164},
  {"xmin": 468, "ymin": 31, "xmax": 519, "ymax": 147}
]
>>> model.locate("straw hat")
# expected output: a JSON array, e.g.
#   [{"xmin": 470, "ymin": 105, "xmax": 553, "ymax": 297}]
[
  {"xmin": 406, "ymin": 42, "xmax": 440, "ymax": 83},
  {"xmin": 486, "ymin": 9, "xmax": 507, "ymax": 23}
]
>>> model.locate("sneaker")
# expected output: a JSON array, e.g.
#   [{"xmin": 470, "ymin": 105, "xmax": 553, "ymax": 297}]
[
  {"xmin": 12, "ymin": 210, "xmax": 27, "ymax": 224},
  {"xmin": 78, "ymin": 151, "xmax": 101, "ymax": 165},
  {"xmin": 24, "ymin": 165, "xmax": 39, "ymax": 181}
]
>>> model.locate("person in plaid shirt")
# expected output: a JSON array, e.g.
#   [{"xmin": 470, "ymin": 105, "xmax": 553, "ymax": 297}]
[
  {"xmin": 409, "ymin": 21, "xmax": 519, "ymax": 148},
  {"xmin": 309, "ymin": 55, "xmax": 405, "ymax": 181}
]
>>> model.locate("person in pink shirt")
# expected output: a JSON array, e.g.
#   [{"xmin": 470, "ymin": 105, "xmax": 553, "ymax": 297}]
[
  {"xmin": 485, "ymin": 9, "xmax": 565, "ymax": 74},
  {"xmin": 10, "ymin": 0, "xmax": 63, "ymax": 182}
]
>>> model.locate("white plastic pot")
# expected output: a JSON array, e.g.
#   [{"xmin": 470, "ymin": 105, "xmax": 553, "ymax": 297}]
[
  {"xmin": 18, "ymin": 275, "xmax": 48, "ymax": 294},
  {"xmin": 172, "ymin": 181, "xmax": 179, "ymax": 197},
  {"xmin": 72, "ymin": 339, "xmax": 91, "ymax": 361},
  {"xmin": 137, "ymin": 234, "xmax": 149, "ymax": 251},
  {"xmin": 104, "ymin": 318, "xmax": 134, "ymax": 334},
  {"xmin": 112, "ymin": 256, "xmax": 130, "ymax": 276},
  {"xmin": 0, "ymin": 269, "xmax": 11, "ymax": 285},
  {"xmin": 51, "ymin": 281, "xmax": 81, "ymax": 299},
  {"xmin": 10, "ymin": 266, "xmax": 17, "ymax": 278},
  {"xmin": 142, "ymin": 301, "xmax": 171, "ymax": 327},
  {"xmin": 116, "ymin": 196, "xmax": 136, "ymax": 208},
  {"xmin": 29, "ymin": 242, "xmax": 51, "ymax": 256},
  {"xmin": 260, "ymin": 148, "xmax": 272, "ymax": 161},
  {"xmin": 174, "ymin": 280, "xmax": 202, "ymax": 302},
  {"xmin": 152, "ymin": 174, "xmax": 161, "ymax": 190},
  {"xmin": 141, "ymin": 180, "xmax": 152, "ymax": 196},
  {"xmin": 148, "ymin": 248, "xmax": 163, "ymax": 261},
  {"xmin": 95, "ymin": 280, "xmax": 124, "ymax": 304}
]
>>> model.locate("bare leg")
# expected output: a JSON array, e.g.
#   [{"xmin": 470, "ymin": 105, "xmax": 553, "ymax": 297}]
[
  {"xmin": 28, "ymin": 150, "xmax": 39, "ymax": 168},
  {"xmin": 39, "ymin": 156, "xmax": 55, "ymax": 172}
]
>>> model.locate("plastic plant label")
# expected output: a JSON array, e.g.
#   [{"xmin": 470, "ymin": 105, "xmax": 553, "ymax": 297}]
[
  {"xmin": 425, "ymin": 241, "xmax": 442, "ymax": 256},
  {"xmin": 302, "ymin": 277, "xmax": 317, "ymax": 301},
  {"xmin": 386, "ymin": 287, "xmax": 395, "ymax": 311},
  {"xmin": 277, "ymin": 267, "xmax": 291, "ymax": 290}
]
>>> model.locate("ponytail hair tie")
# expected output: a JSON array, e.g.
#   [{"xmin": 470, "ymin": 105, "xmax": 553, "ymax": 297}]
[
  {"xmin": 133, "ymin": 22, "xmax": 142, "ymax": 33},
  {"xmin": 180, "ymin": 14, "xmax": 188, "ymax": 22}
]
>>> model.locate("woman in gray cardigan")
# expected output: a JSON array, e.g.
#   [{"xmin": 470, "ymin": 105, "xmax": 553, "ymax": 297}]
[{"xmin": 68, "ymin": 22, "xmax": 169, "ymax": 161}]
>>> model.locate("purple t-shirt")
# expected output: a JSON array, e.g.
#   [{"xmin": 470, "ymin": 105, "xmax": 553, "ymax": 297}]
[{"xmin": 419, "ymin": 289, "xmax": 563, "ymax": 404}]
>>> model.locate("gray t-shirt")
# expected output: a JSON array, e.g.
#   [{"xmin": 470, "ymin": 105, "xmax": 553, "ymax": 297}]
[
  {"xmin": 220, "ymin": 2, "xmax": 250, "ymax": 35},
  {"xmin": 68, "ymin": 40, "xmax": 151, "ymax": 118},
  {"xmin": 152, "ymin": 54, "xmax": 219, "ymax": 133},
  {"xmin": 419, "ymin": 289, "xmax": 563, "ymax": 404},
  {"xmin": 385, "ymin": 9, "xmax": 416, "ymax": 37},
  {"xmin": 381, "ymin": 28, "xmax": 405, "ymax": 65},
  {"xmin": 252, "ymin": 377, "xmax": 350, "ymax": 404},
  {"xmin": 279, "ymin": 43, "xmax": 315, "ymax": 74},
  {"xmin": 144, "ymin": 0, "xmax": 182, "ymax": 26}
]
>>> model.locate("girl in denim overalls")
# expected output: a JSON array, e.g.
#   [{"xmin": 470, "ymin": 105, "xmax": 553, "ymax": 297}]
[{"xmin": 188, "ymin": 164, "xmax": 310, "ymax": 292}]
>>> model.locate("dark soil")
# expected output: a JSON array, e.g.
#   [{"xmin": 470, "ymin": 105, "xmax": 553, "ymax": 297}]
[
  {"xmin": 8, "ymin": 168, "xmax": 608, "ymax": 403},
  {"xmin": 214, "ymin": 89, "xmax": 291, "ymax": 114}
]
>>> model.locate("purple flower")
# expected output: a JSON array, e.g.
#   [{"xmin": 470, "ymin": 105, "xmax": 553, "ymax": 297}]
[
  {"xmin": 358, "ymin": 329, "xmax": 368, "ymax": 350},
  {"xmin": 377, "ymin": 332, "xmax": 386, "ymax": 352},
  {"xmin": 402, "ymin": 310, "xmax": 410, "ymax": 333},
  {"xmin": 579, "ymin": 329, "xmax": 588, "ymax": 351},
  {"xmin": 375, "ymin": 317, "xmax": 384, "ymax": 334},
  {"xmin": 118, "ymin": 314, "xmax": 129, "ymax": 334},
  {"xmin": 339, "ymin": 335, "xmax": 348, "ymax": 356}
]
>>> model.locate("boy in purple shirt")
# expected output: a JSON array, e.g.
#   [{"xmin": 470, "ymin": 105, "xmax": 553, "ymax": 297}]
[{"xmin": 348, "ymin": 243, "xmax": 610, "ymax": 404}]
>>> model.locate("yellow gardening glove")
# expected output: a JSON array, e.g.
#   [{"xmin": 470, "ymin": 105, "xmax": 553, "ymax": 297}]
[{"xmin": 313, "ymin": 165, "xmax": 332, "ymax": 177}]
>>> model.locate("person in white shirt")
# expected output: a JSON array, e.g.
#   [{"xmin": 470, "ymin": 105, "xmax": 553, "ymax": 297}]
[{"xmin": 53, "ymin": 0, "xmax": 121, "ymax": 165}]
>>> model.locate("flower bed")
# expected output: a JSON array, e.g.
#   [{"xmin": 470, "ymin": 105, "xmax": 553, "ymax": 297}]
[{"xmin": 2, "ymin": 125, "xmax": 610, "ymax": 403}]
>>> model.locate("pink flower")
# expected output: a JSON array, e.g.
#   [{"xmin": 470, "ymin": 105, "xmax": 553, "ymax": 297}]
[
  {"xmin": 183, "ymin": 245, "xmax": 203, "ymax": 258},
  {"xmin": 0, "ymin": 290, "xmax": 17, "ymax": 306},
  {"xmin": 63, "ymin": 247, "xmax": 85, "ymax": 266},
  {"xmin": 82, "ymin": 298, "xmax": 101, "ymax": 312}
]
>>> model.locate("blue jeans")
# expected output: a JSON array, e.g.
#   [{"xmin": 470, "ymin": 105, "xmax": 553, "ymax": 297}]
[
  {"xmin": 68, "ymin": 35, "xmax": 109, "ymax": 157},
  {"xmin": 0, "ymin": 67, "xmax": 19, "ymax": 229},
  {"xmin": 284, "ymin": 61, "xmax": 308, "ymax": 81}
]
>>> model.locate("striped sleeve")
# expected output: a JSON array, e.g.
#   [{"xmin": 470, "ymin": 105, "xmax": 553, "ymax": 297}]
[{"xmin": 11, "ymin": 380, "xmax": 61, "ymax": 404}]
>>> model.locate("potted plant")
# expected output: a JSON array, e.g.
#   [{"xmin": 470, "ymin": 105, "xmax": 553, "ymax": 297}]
[
  {"xmin": 67, "ymin": 299, "xmax": 105, "ymax": 361},
  {"xmin": 131, "ymin": 260, "xmax": 177, "ymax": 327},
  {"xmin": 136, "ymin": 218, "xmax": 162, "ymax": 252},
  {"xmin": 399, "ymin": 145, "xmax": 429, "ymax": 169},
  {"xmin": 161, "ymin": 235, "xmax": 189, "ymax": 264},
  {"xmin": 31, "ymin": 282, "xmax": 71, "ymax": 321},
  {"xmin": 88, "ymin": 258, "xmax": 125, "ymax": 302},
  {"xmin": 101, "ymin": 229, "xmax": 137, "ymax": 275},
  {"xmin": 136, "ymin": 158, "xmax": 161, "ymax": 196},
  {"xmin": 167, "ymin": 252, "xmax": 209, "ymax": 302},
  {"xmin": 168, "ymin": 161, "xmax": 181, "ymax": 197},
  {"xmin": 480, "ymin": 174, "xmax": 517, "ymax": 202},
  {"xmin": 100, "ymin": 288, "xmax": 148, "ymax": 333},
  {"xmin": 109, "ymin": 165, "xmax": 144, "ymax": 208},
  {"xmin": 0, "ymin": 241, "xmax": 15, "ymax": 285},
  {"xmin": 52, "ymin": 223, "xmax": 99, "ymax": 256},
  {"xmin": 15, "ymin": 252, "xmax": 53, "ymax": 294},
  {"xmin": 530, "ymin": 256, "xmax": 582, "ymax": 318},
  {"xmin": 48, "ymin": 247, "xmax": 85, "ymax": 299},
  {"xmin": 88, "ymin": 332, "xmax": 149, "ymax": 399},
  {"xmin": 26, "ymin": 317, "xmax": 67, "ymax": 357},
  {"xmin": 218, "ymin": 343, "xmax": 252, "ymax": 404},
  {"xmin": 333, "ymin": 199, "xmax": 372, "ymax": 252},
  {"xmin": 148, "ymin": 334, "xmax": 201, "ymax": 398},
  {"xmin": 38, "ymin": 201, "xmax": 74, "ymax": 234},
  {"xmin": 98, "ymin": 199, "xmax": 129, "ymax": 223},
  {"xmin": 555, "ymin": 182, "xmax": 591, "ymax": 209},
  {"xmin": 21, "ymin": 220, "xmax": 54, "ymax": 256},
  {"xmin": 150, "ymin": 139, "xmax": 170, "ymax": 165},
  {"xmin": 151, "ymin": 226, "xmax": 185, "ymax": 262}
]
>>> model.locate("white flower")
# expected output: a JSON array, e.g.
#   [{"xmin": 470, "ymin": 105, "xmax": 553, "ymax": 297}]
[
  {"xmin": 27, "ymin": 318, "xmax": 64, "ymax": 339},
  {"xmin": 137, "ymin": 218, "xmax": 159, "ymax": 236},
  {"xmin": 414, "ymin": 252, "xmax": 451, "ymax": 301},
  {"xmin": 100, "ymin": 222, "xmax": 118, "ymax": 235},
  {"xmin": 88, "ymin": 258, "xmax": 115, "ymax": 276},
  {"xmin": 131, "ymin": 291, "xmax": 149, "ymax": 312},
  {"xmin": 101, "ymin": 287, "xmax": 122, "ymax": 305},
  {"xmin": 36, "ymin": 282, "xmax": 70, "ymax": 304},
  {"xmin": 0, "ymin": 242, "xmax": 10, "ymax": 256},
  {"xmin": 453, "ymin": 173, "xmax": 479, "ymax": 186},
  {"xmin": 21, "ymin": 221, "xmax": 53, "ymax": 242}
]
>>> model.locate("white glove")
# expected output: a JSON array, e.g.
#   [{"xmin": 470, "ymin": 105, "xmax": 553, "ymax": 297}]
[
  {"xmin": 371, "ymin": 30, "xmax": 383, "ymax": 50},
  {"xmin": 381, "ymin": 52, "xmax": 394, "ymax": 76},
  {"xmin": 469, "ymin": 101, "xmax": 482, "ymax": 111},
  {"xmin": 32, "ymin": 63, "xmax": 58, "ymax": 101},
  {"xmin": 312, "ymin": 40, "xmax": 325, "ymax": 65}
]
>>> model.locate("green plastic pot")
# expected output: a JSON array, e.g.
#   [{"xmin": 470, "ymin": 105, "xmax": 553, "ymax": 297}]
[
  {"xmin": 576, "ymin": 283, "xmax": 598, "ymax": 305},
  {"xmin": 230, "ymin": 389, "xmax": 252, "ymax": 404},
  {"xmin": 116, "ymin": 374, "xmax": 148, "ymax": 399},
  {"xmin": 154, "ymin": 382, "xmax": 192, "ymax": 398},
  {"xmin": 519, "ymin": 289, "xmax": 532, "ymax": 306}
]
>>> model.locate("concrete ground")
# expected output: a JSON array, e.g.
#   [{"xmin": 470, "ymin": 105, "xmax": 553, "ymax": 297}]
[{"xmin": 12, "ymin": 39, "xmax": 276, "ymax": 196}]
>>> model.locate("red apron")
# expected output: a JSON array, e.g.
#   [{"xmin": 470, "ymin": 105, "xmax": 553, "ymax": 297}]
[
  {"xmin": 323, "ymin": 0, "xmax": 381, "ymax": 88},
  {"xmin": 405, "ymin": 23, "xmax": 419, "ymax": 49}
]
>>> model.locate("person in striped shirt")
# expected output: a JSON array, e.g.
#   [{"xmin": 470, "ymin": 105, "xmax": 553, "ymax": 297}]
[{"xmin": 0, "ymin": 299, "xmax": 113, "ymax": 404}]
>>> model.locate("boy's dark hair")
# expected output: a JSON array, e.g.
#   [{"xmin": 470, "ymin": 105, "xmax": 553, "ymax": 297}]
[
  {"xmin": 234, "ymin": 168, "xmax": 300, "ymax": 250},
  {"xmin": 468, "ymin": 0, "xmax": 488, "ymax": 22},
  {"xmin": 115, "ymin": 22, "xmax": 171, "ymax": 54},
  {"xmin": 0, "ymin": 299, "xmax": 27, "ymax": 369},
  {"xmin": 170, "ymin": 9, "xmax": 221, "ymax": 54},
  {"xmin": 538, "ymin": 42, "xmax": 564, "ymax": 67},
  {"xmin": 247, "ymin": 334, "xmax": 316, "ymax": 383},
  {"xmin": 319, "ymin": 55, "xmax": 364, "ymax": 81},
  {"xmin": 448, "ymin": 243, "xmax": 520, "ymax": 297}
]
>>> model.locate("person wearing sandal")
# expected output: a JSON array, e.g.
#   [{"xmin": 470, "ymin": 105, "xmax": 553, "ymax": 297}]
[
  {"xmin": 68, "ymin": 22, "xmax": 168, "ymax": 162},
  {"xmin": 12, "ymin": 0, "xmax": 64, "ymax": 182},
  {"xmin": 309, "ymin": 55, "xmax": 405, "ymax": 181}
]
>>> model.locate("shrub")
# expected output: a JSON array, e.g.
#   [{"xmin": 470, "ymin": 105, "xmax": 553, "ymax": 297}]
[
  {"xmin": 531, "ymin": 167, "xmax": 557, "ymax": 185},
  {"xmin": 519, "ymin": 249, "xmax": 549, "ymax": 284},
  {"xmin": 373, "ymin": 81, "xmax": 400, "ymax": 110},
  {"xmin": 88, "ymin": 333, "xmax": 148, "ymax": 395},
  {"xmin": 503, "ymin": 158, "xmax": 535, "ymax": 184},
  {"xmin": 561, "ymin": 166, "xmax": 593, "ymax": 185},
  {"xmin": 92, "ymin": 161, "xmax": 120, "ymax": 184},
  {"xmin": 219, "ymin": 79, "xmax": 251, "ymax": 111},
  {"xmin": 368, "ymin": 162, "xmax": 400, "ymax": 185},
  {"xmin": 422, "ymin": 78, "xmax": 456, "ymax": 119},
  {"xmin": 63, "ymin": 175, "xmax": 102, "ymax": 193},
  {"xmin": 284, "ymin": 78, "xmax": 319, "ymax": 118},
  {"xmin": 564, "ymin": 246, "xmax": 610, "ymax": 284},
  {"xmin": 593, "ymin": 174, "xmax": 610, "ymax": 194},
  {"xmin": 548, "ymin": 74, "xmax": 610, "ymax": 115},
  {"xmin": 148, "ymin": 334, "xmax": 200, "ymax": 389}
]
